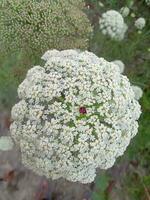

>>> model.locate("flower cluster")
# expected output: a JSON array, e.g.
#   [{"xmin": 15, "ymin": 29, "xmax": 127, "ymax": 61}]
[
  {"xmin": 120, "ymin": 7, "xmax": 130, "ymax": 17},
  {"xmin": 135, "ymin": 17, "xmax": 146, "ymax": 30},
  {"xmin": 10, "ymin": 50, "xmax": 141, "ymax": 183},
  {"xmin": 145, "ymin": 0, "xmax": 150, "ymax": 6},
  {"xmin": 0, "ymin": 0, "xmax": 92, "ymax": 55},
  {"xmin": 99, "ymin": 10, "xmax": 128, "ymax": 40}
]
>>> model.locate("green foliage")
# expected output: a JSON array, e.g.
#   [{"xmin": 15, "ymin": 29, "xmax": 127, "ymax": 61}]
[
  {"xmin": 0, "ymin": 51, "xmax": 40, "ymax": 109},
  {"xmin": 92, "ymin": 173, "xmax": 110, "ymax": 200},
  {"xmin": 143, "ymin": 175, "xmax": 150, "ymax": 186},
  {"xmin": 123, "ymin": 166, "xmax": 150, "ymax": 200}
]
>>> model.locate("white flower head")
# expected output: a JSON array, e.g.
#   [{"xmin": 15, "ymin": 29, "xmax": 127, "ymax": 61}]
[
  {"xmin": 0, "ymin": 0, "xmax": 92, "ymax": 54},
  {"xmin": 145, "ymin": 0, "xmax": 150, "ymax": 6},
  {"xmin": 120, "ymin": 7, "xmax": 130, "ymax": 17},
  {"xmin": 10, "ymin": 50, "xmax": 141, "ymax": 183},
  {"xmin": 135, "ymin": 17, "xmax": 146, "ymax": 30},
  {"xmin": 112, "ymin": 60, "xmax": 125, "ymax": 73},
  {"xmin": 99, "ymin": 10, "xmax": 128, "ymax": 40},
  {"xmin": 132, "ymin": 86, "xmax": 143, "ymax": 100}
]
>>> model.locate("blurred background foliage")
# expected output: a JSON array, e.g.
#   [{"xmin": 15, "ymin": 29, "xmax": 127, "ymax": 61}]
[{"xmin": 0, "ymin": 0, "xmax": 149, "ymax": 199}]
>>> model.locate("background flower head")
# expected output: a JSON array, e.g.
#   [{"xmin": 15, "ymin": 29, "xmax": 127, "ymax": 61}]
[
  {"xmin": 99, "ymin": 10, "xmax": 128, "ymax": 41},
  {"xmin": 0, "ymin": 0, "xmax": 92, "ymax": 56}
]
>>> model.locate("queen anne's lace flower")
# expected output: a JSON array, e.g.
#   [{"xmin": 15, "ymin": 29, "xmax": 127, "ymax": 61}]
[
  {"xmin": 10, "ymin": 50, "xmax": 141, "ymax": 183},
  {"xmin": 0, "ymin": 0, "xmax": 92, "ymax": 55},
  {"xmin": 145, "ymin": 0, "xmax": 150, "ymax": 6},
  {"xmin": 99, "ymin": 10, "xmax": 128, "ymax": 40},
  {"xmin": 111, "ymin": 60, "xmax": 125, "ymax": 73},
  {"xmin": 135, "ymin": 17, "xmax": 146, "ymax": 30},
  {"xmin": 120, "ymin": 7, "xmax": 130, "ymax": 17}
]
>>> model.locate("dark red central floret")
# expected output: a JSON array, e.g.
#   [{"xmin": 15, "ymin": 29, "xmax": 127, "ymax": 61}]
[{"xmin": 79, "ymin": 107, "xmax": 87, "ymax": 114}]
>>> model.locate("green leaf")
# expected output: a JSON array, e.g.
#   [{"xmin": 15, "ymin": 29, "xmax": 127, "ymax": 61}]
[
  {"xmin": 92, "ymin": 192, "xmax": 106, "ymax": 200},
  {"xmin": 143, "ymin": 176, "xmax": 150, "ymax": 186},
  {"xmin": 95, "ymin": 173, "xmax": 109, "ymax": 191}
]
